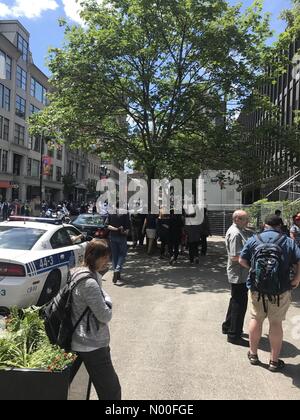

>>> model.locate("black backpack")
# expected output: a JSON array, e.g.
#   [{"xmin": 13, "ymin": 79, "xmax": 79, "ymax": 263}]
[
  {"xmin": 40, "ymin": 271, "xmax": 91, "ymax": 352},
  {"xmin": 250, "ymin": 233, "xmax": 285, "ymax": 311}
]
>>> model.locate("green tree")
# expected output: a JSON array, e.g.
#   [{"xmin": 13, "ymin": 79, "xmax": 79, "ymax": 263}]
[{"xmin": 31, "ymin": 0, "xmax": 278, "ymax": 188}]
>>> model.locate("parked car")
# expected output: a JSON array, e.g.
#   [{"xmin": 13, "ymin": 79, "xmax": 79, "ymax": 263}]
[
  {"xmin": 0, "ymin": 217, "xmax": 89, "ymax": 315},
  {"xmin": 72, "ymin": 214, "xmax": 109, "ymax": 240}
]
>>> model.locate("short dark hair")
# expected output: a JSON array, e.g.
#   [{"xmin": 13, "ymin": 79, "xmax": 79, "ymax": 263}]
[
  {"xmin": 84, "ymin": 239, "xmax": 110, "ymax": 271},
  {"xmin": 264, "ymin": 215, "xmax": 282, "ymax": 227},
  {"xmin": 275, "ymin": 209, "xmax": 281, "ymax": 215}
]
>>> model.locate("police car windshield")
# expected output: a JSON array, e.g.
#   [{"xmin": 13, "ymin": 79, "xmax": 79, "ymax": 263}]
[
  {"xmin": 0, "ymin": 227, "xmax": 46, "ymax": 250},
  {"xmin": 76, "ymin": 215, "xmax": 106, "ymax": 225}
]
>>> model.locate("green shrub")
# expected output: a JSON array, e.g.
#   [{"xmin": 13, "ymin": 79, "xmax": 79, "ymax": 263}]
[{"xmin": 0, "ymin": 307, "xmax": 76, "ymax": 371}]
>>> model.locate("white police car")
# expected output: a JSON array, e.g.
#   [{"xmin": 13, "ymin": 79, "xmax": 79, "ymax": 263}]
[{"xmin": 0, "ymin": 217, "xmax": 89, "ymax": 315}]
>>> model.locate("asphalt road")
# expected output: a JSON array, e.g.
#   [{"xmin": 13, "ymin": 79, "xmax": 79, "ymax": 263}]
[{"xmin": 69, "ymin": 237, "xmax": 300, "ymax": 400}]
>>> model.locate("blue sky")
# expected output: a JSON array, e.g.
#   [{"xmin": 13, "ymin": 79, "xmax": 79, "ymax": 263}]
[{"xmin": 0, "ymin": 0, "xmax": 293, "ymax": 76}]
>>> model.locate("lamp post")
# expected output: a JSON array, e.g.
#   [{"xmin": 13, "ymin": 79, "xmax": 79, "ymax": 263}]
[{"xmin": 39, "ymin": 131, "xmax": 45, "ymax": 210}]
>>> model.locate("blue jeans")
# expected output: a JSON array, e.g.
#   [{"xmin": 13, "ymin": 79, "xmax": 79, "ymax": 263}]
[{"xmin": 110, "ymin": 236, "xmax": 128, "ymax": 272}]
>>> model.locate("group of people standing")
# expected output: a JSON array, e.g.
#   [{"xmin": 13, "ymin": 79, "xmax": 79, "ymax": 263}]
[
  {"xmin": 0, "ymin": 199, "xmax": 32, "ymax": 220},
  {"xmin": 132, "ymin": 207, "xmax": 211, "ymax": 265}
]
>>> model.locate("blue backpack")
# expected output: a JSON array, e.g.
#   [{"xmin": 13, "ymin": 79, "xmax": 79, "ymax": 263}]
[{"xmin": 250, "ymin": 233, "xmax": 285, "ymax": 310}]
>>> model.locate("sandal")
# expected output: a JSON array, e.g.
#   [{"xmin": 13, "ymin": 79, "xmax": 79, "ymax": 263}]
[
  {"xmin": 248, "ymin": 351, "xmax": 260, "ymax": 366},
  {"xmin": 269, "ymin": 359, "xmax": 285, "ymax": 372}
]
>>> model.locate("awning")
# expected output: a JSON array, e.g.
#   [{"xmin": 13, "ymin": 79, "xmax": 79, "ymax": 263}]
[{"xmin": 0, "ymin": 181, "xmax": 10, "ymax": 189}]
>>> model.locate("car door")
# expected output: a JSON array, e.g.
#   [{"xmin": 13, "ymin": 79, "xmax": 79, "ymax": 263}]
[
  {"xmin": 64, "ymin": 226, "xmax": 88, "ymax": 266},
  {"xmin": 50, "ymin": 227, "xmax": 79, "ymax": 270}
]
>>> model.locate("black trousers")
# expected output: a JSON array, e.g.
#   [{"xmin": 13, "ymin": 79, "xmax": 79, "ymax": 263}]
[
  {"xmin": 71, "ymin": 347, "xmax": 121, "ymax": 400},
  {"xmin": 188, "ymin": 242, "xmax": 199, "ymax": 262},
  {"xmin": 222, "ymin": 283, "xmax": 248, "ymax": 339},
  {"xmin": 160, "ymin": 241, "xmax": 170, "ymax": 256},
  {"xmin": 169, "ymin": 241, "xmax": 180, "ymax": 260},
  {"xmin": 200, "ymin": 235, "xmax": 208, "ymax": 255}
]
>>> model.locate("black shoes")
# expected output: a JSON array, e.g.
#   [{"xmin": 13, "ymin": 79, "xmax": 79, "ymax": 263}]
[
  {"xmin": 269, "ymin": 359, "xmax": 285, "ymax": 372},
  {"xmin": 227, "ymin": 336, "xmax": 249, "ymax": 348},
  {"xmin": 113, "ymin": 271, "xmax": 121, "ymax": 284}
]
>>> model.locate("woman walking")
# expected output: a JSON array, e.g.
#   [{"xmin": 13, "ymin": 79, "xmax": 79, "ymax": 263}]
[{"xmin": 71, "ymin": 239, "xmax": 121, "ymax": 400}]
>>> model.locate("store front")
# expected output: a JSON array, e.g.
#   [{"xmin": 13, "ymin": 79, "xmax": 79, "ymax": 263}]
[{"xmin": 0, "ymin": 181, "xmax": 10, "ymax": 201}]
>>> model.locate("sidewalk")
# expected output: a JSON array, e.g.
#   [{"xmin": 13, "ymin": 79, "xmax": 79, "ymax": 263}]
[{"xmin": 69, "ymin": 237, "xmax": 300, "ymax": 400}]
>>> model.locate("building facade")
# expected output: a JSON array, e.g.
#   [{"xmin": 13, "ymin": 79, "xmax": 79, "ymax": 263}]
[
  {"xmin": 0, "ymin": 20, "xmax": 65, "ymax": 210},
  {"xmin": 0, "ymin": 20, "xmax": 122, "ymax": 209},
  {"xmin": 240, "ymin": 38, "xmax": 300, "ymax": 203}
]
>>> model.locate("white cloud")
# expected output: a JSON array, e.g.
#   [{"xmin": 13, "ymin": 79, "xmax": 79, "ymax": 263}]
[
  {"xmin": 62, "ymin": 0, "xmax": 107, "ymax": 26},
  {"xmin": 0, "ymin": 0, "xmax": 59, "ymax": 19},
  {"xmin": 61, "ymin": 0, "xmax": 83, "ymax": 25}
]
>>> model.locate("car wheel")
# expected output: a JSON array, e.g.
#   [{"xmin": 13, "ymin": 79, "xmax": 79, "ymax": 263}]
[{"xmin": 37, "ymin": 270, "xmax": 62, "ymax": 306}]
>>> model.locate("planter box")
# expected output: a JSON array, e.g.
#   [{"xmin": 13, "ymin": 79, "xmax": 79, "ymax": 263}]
[{"xmin": 0, "ymin": 366, "xmax": 72, "ymax": 400}]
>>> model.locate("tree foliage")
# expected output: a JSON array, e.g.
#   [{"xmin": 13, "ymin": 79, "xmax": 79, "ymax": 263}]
[{"xmin": 30, "ymin": 0, "xmax": 282, "ymax": 180}]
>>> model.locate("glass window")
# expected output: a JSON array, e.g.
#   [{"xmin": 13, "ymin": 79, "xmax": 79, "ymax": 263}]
[
  {"xmin": 16, "ymin": 95, "xmax": 26, "ymax": 119},
  {"xmin": 14, "ymin": 124, "xmax": 25, "ymax": 146},
  {"xmin": 0, "ymin": 50, "xmax": 12, "ymax": 80},
  {"xmin": 31, "ymin": 77, "xmax": 47, "ymax": 105},
  {"xmin": 17, "ymin": 33, "xmax": 29, "ymax": 61},
  {"xmin": 3, "ymin": 118, "xmax": 9, "ymax": 141},
  {"xmin": 0, "ymin": 84, "xmax": 10, "ymax": 111},
  {"xmin": 0, "ymin": 227, "xmax": 45, "ymax": 250},
  {"xmin": 56, "ymin": 166, "xmax": 62, "ymax": 182},
  {"xmin": 27, "ymin": 158, "xmax": 32, "ymax": 176},
  {"xmin": 32, "ymin": 159, "xmax": 40, "ymax": 177},
  {"xmin": 13, "ymin": 154, "xmax": 22, "ymax": 176},
  {"xmin": 16, "ymin": 66, "xmax": 27, "ymax": 90},
  {"xmin": 50, "ymin": 228, "xmax": 72, "ymax": 249},
  {"xmin": 30, "ymin": 104, "xmax": 40, "ymax": 115},
  {"xmin": 1, "ymin": 150, "xmax": 8, "ymax": 172}
]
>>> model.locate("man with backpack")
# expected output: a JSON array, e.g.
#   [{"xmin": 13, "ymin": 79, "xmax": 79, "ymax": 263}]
[{"xmin": 239, "ymin": 215, "xmax": 300, "ymax": 372}]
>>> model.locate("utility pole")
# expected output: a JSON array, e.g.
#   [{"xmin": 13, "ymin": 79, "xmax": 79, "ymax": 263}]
[{"xmin": 39, "ymin": 132, "xmax": 45, "ymax": 210}]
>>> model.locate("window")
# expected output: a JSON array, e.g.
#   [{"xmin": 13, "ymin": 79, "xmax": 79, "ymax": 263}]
[
  {"xmin": 14, "ymin": 124, "xmax": 25, "ymax": 146},
  {"xmin": 76, "ymin": 163, "xmax": 79, "ymax": 179},
  {"xmin": 0, "ymin": 84, "xmax": 10, "ymax": 111},
  {"xmin": 65, "ymin": 227, "xmax": 83, "ymax": 244},
  {"xmin": 1, "ymin": 150, "xmax": 8, "ymax": 172},
  {"xmin": 56, "ymin": 166, "xmax": 62, "ymax": 182},
  {"xmin": 50, "ymin": 228, "xmax": 72, "ymax": 249},
  {"xmin": 27, "ymin": 158, "xmax": 39, "ymax": 177},
  {"xmin": 30, "ymin": 159, "xmax": 40, "ymax": 177},
  {"xmin": 0, "ymin": 50, "xmax": 12, "ymax": 80},
  {"xmin": 31, "ymin": 77, "xmax": 47, "ymax": 105},
  {"xmin": 13, "ymin": 154, "xmax": 22, "ymax": 176},
  {"xmin": 0, "ymin": 227, "xmax": 45, "ymax": 250},
  {"xmin": 30, "ymin": 104, "xmax": 40, "ymax": 115},
  {"xmin": 27, "ymin": 158, "xmax": 31, "ymax": 176},
  {"xmin": 28, "ymin": 135, "xmax": 41, "ymax": 152},
  {"xmin": 16, "ymin": 95, "xmax": 26, "ymax": 119},
  {"xmin": 17, "ymin": 33, "xmax": 29, "ymax": 61},
  {"xmin": 16, "ymin": 66, "xmax": 27, "ymax": 90},
  {"xmin": 3, "ymin": 117, "xmax": 9, "ymax": 141}
]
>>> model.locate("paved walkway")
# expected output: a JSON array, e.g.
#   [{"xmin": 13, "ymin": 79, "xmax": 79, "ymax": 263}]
[{"xmin": 69, "ymin": 237, "xmax": 300, "ymax": 400}]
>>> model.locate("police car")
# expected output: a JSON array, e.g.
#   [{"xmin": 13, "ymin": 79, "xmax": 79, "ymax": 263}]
[{"xmin": 0, "ymin": 217, "xmax": 89, "ymax": 315}]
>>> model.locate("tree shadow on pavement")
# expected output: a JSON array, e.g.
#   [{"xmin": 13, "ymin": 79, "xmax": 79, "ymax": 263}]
[
  {"xmin": 259, "ymin": 336, "xmax": 300, "ymax": 359},
  {"xmin": 119, "ymin": 241, "xmax": 230, "ymax": 295}
]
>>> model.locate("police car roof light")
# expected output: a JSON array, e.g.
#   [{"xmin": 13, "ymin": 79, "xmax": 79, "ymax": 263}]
[{"xmin": 8, "ymin": 216, "xmax": 63, "ymax": 225}]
